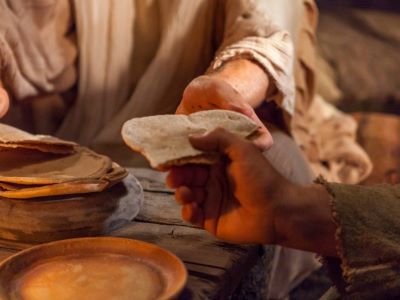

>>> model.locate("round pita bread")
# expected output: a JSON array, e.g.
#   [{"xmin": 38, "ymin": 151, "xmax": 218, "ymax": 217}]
[
  {"xmin": 122, "ymin": 110, "xmax": 260, "ymax": 169},
  {"xmin": 0, "ymin": 163, "xmax": 127, "ymax": 199},
  {"xmin": 0, "ymin": 147, "xmax": 112, "ymax": 185}
]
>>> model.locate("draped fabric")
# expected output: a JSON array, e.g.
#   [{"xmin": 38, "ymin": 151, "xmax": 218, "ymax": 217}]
[{"xmin": 0, "ymin": 0, "xmax": 375, "ymax": 298}]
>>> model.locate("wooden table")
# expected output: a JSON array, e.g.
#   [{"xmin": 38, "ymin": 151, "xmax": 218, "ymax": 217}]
[{"xmin": 0, "ymin": 168, "xmax": 261, "ymax": 299}]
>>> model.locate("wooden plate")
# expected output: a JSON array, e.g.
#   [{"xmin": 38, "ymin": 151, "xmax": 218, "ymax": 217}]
[{"xmin": 0, "ymin": 237, "xmax": 187, "ymax": 300}]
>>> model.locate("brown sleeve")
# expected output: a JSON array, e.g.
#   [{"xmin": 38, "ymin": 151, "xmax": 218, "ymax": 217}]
[{"xmin": 321, "ymin": 182, "xmax": 400, "ymax": 299}]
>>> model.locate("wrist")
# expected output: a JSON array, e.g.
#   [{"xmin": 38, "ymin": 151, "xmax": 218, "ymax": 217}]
[{"xmin": 274, "ymin": 183, "xmax": 338, "ymax": 256}]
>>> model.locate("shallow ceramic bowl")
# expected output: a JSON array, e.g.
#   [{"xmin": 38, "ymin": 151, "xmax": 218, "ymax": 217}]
[{"xmin": 0, "ymin": 237, "xmax": 187, "ymax": 300}]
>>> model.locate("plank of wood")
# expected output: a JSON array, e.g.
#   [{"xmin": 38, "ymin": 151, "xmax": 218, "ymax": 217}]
[
  {"xmin": 111, "ymin": 221, "xmax": 260, "ymax": 299},
  {"xmin": 132, "ymin": 167, "xmax": 197, "ymax": 227},
  {"xmin": 136, "ymin": 191, "xmax": 195, "ymax": 227},
  {"xmin": 0, "ymin": 168, "xmax": 261, "ymax": 299},
  {"xmin": 129, "ymin": 168, "xmax": 174, "ymax": 193},
  {"xmin": 129, "ymin": 168, "xmax": 262, "ymax": 298},
  {"xmin": 0, "ymin": 222, "xmax": 260, "ymax": 300}
]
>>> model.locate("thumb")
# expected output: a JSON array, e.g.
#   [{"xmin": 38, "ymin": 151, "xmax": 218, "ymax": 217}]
[
  {"xmin": 0, "ymin": 88, "xmax": 10, "ymax": 118},
  {"xmin": 189, "ymin": 128, "xmax": 251, "ymax": 160}
]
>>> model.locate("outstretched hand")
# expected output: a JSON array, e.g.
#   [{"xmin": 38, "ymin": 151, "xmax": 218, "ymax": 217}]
[
  {"xmin": 167, "ymin": 128, "xmax": 337, "ymax": 256},
  {"xmin": 176, "ymin": 75, "xmax": 273, "ymax": 150},
  {"xmin": 167, "ymin": 128, "xmax": 293, "ymax": 244}
]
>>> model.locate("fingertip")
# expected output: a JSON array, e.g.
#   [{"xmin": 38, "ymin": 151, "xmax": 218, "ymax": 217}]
[
  {"xmin": 226, "ymin": 103, "xmax": 253, "ymax": 119},
  {"xmin": 175, "ymin": 186, "xmax": 192, "ymax": 205},
  {"xmin": 182, "ymin": 202, "xmax": 204, "ymax": 227},
  {"xmin": 192, "ymin": 165, "xmax": 209, "ymax": 186},
  {"xmin": 0, "ymin": 88, "xmax": 10, "ymax": 118},
  {"xmin": 175, "ymin": 186, "xmax": 206, "ymax": 205},
  {"xmin": 252, "ymin": 131, "xmax": 274, "ymax": 151},
  {"xmin": 189, "ymin": 128, "xmax": 226, "ymax": 152},
  {"xmin": 166, "ymin": 169, "xmax": 178, "ymax": 188}
]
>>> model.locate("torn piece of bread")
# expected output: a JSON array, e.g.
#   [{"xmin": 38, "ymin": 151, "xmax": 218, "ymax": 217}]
[{"xmin": 122, "ymin": 110, "xmax": 260, "ymax": 169}]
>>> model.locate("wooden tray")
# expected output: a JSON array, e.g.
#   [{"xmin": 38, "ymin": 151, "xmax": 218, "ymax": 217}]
[
  {"xmin": 0, "ymin": 175, "xmax": 143, "ymax": 246},
  {"xmin": 0, "ymin": 237, "xmax": 187, "ymax": 300}
]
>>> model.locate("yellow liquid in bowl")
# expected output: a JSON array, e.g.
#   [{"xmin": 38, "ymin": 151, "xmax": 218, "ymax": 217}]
[{"xmin": 12, "ymin": 254, "xmax": 164, "ymax": 300}]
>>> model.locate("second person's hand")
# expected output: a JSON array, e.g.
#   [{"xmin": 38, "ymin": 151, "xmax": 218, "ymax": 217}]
[
  {"xmin": 167, "ymin": 128, "xmax": 337, "ymax": 256},
  {"xmin": 167, "ymin": 128, "xmax": 292, "ymax": 244}
]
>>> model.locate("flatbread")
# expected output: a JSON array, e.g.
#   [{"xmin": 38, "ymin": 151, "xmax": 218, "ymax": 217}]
[
  {"xmin": 0, "ymin": 143, "xmax": 75, "ymax": 155},
  {"xmin": 0, "ymin": 163, "xmax": 127, "ymax": 199},
  {"xmin": 0, "ymin": 147, "xmax": 112, "ymax": 185},
  {"xmin": 0, "ymin": 123, "xmax": 76, "ymax": 154},
  {"xmin": 122, "ymin": 110, "xmax": 260, "ymax": 169},
  {"xmin": 0, "ymin": 179, "xmax": 109, "ymax": 199},
  {"xmin": 101, "ymin": 163, "xmax": 129, "ymax": 186}
]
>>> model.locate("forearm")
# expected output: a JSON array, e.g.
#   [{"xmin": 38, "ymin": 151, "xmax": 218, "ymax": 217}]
[
  {"xmin": 274, "ymin": 184, "xmax": 338, "ymax": 257},
  {"xmin": 208, "ymin": 59, "xmax": 273, "ymax": 108}
]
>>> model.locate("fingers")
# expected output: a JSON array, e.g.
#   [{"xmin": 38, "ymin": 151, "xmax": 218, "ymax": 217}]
[
  {"xmin": 175, "ymin": 186, "xmax": 206, "ymax": 205},
  {"xmin": 167, "ymin": 166, "xmax": 208, "ymax": 228},
  {"xmin": 202, "ymin": 164, "xmax": 225, "ymax": 235},
  {"xmin": 166, "ymin": 165, "xmax": 209, "ymax": 189},
  {"xmin": 245, "ymin": 108, "xmax": 273, "ymax": 150},
  {"xmin": 182, "ymin": 202, "xmax": 204, "ymax": 227},
  {"xmin": 219, "ymin": 101, "xmax": 253, "ymax": 119},
  {"xmin": 189, "ymin": 128, "xmax": 257, "ymax": 162},
  {"xmin": 189, "ymin": 128, "xmax": 240, "ymax": 152},
  {"xmin": 175, "ymin": 102, "xmax": 189, "ymax": 115},
  {"xmin": 252, "ymin": 126, "xmax": 273, "ymax": 150},
  {"xmin": 0, "ymin": 88, "xmax": 10, "ymax": 118}
]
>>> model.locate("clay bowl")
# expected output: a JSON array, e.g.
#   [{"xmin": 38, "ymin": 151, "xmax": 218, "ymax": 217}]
[
  {"xmin": 0, "ymin": 237, "xmax": 187, "ymax": 300},
  {"xmin": 0, "ymin": 175, "xmax": 143, "ymax": 246}
]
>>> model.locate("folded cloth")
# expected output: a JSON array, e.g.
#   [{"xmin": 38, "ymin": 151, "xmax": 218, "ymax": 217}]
[
  {"xmin": 292, "ymin": 95, "xmax": 373, "ymax": 184},
  {"xmin": 0, "ymin": 0, "xmax": 76, "ymax": 99}
]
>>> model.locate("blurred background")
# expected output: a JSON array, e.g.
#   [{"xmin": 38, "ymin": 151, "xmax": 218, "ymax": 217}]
[
  {"xmin": 315, "ymin": 0, "xmax": 400, "ymax": 114},
  {"xmin": 290, "ymin": 1, "xmax": 400, "ymax": 298}
]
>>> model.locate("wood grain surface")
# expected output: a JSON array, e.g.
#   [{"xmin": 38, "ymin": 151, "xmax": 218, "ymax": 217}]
[{"xmin": 0, "ymin": 169, "xmax": 261, "ymax": 299}]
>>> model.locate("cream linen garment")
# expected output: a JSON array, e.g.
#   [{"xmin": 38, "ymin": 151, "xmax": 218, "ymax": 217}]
[{"xmin": 56, "ymin": 0, "xmax": 297, "ymax": 166}]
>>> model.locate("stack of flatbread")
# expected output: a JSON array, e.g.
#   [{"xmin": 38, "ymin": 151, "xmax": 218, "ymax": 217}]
[
  {"xmin": 0, "ymin": 124, "xmax": 127, "ymax": 199},
  {"xmin": 122, "ymin": 110, "xmax": 260, "ymax": 170}
]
